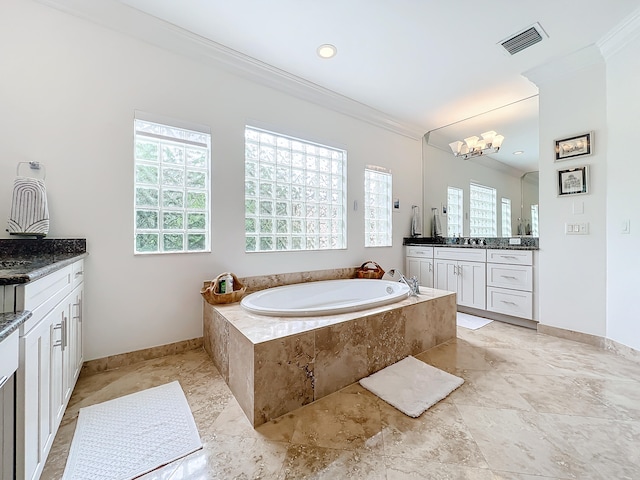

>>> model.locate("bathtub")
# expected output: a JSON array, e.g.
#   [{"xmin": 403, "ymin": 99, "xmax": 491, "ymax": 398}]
[{"xmin": 240, "ymin": 278, "xmax": 411, "ymax": 317}]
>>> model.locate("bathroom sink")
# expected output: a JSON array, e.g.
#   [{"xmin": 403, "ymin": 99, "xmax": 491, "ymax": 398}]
[{"xmin": 0, "ymin": 260, "xmax": 32, "ymax": 269}]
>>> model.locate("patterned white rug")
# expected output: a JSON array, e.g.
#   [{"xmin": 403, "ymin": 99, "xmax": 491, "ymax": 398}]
[
  {"xmin": 359, "ymin": 356, "xmax": 464, "ymax": 417},
  {"xmin": 456, "ymin": 312, "xmax": 493, "ymax": 330},
  {"xmin": 63, "ymin": 381, "xmax": 202, "ymax": 480}
]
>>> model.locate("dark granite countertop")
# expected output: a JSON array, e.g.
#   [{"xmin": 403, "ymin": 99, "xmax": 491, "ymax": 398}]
[
  {"xmin": 403, "ymin": 236, "xmax": 539, "ymax": 250},
  {"xmin": 0, "ymin": 310, "xmax": 32, "ymax": 342},
  {"xmin": 0, "ymin": 238, "xmax": 87, "ymax": 285}
]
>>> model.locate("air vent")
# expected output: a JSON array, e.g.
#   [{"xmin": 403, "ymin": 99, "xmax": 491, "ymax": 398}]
[{"xmin": 499, "ymin": 23, "xmax": 547, "ymax": 55}]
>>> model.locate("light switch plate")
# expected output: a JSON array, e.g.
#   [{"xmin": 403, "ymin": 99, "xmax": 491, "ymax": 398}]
[{"xmin": 566, "ymin": 222, "xmax": 589, "ymax": 235}]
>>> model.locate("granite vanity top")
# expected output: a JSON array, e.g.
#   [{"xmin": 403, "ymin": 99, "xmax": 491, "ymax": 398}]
[
  {"xmin": 0, "ymin": 238, "xmax": 87, "ymax": 285},
  {"xmin": 403, "ymin": 236, "xmax": 539, "ymax": 250},
  {"xmin": 0, "ymin": 310, "xmax": 32, "ymax": 341}
]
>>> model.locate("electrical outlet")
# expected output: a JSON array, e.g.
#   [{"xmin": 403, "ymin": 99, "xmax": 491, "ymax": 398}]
[{"xmin": 509, "ymin": 237, "xmax": 522, "ymax": 245}]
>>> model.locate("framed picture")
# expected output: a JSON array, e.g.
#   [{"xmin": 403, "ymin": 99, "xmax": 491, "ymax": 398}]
[
  {"xmin": 555, "ymin": 132, "xmax": 593, "ymax": 161},
  {"xmin": 558, "ymin": 166, "xmax": 588, "ymax": 196}
]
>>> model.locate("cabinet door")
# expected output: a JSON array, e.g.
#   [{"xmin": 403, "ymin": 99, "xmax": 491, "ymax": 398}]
[
  {"xmin": 67, "ymin": 285, "xmax": 84, "ymax": 392},
  {"xmin": 406, "ymin": 257, "xmax": 421, "ymax": 284},
  {"xmin": 17, "ymin": 316, "xmax": 53, "ymax": 480},
  {"xmin": 434, "ymin": 259, "xmax": 457, "ymax": 292},
  {"xmin": 50, "ymin": 301, "xmax": 68, "ymax": 441},
  {"xmin": 457, "ymin": 261, "xmax": 486, "ymax": 310},
  {"xmin": 419, "ymin": 259, "xmax": 434, "ymax": 288}
]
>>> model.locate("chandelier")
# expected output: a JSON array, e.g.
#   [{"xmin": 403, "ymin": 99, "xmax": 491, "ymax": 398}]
[{"xmin": 448, "ymin": 131, "xmax": 504, "ymax": 160}]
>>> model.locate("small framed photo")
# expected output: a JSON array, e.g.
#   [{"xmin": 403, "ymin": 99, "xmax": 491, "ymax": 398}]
[
  {"xmin": 558, "ymin": 165, "xmax": 589, "ymax": 196},
  {"xmin": 555, "ymin": 132, "xmax": 593, "ymax": 161}
]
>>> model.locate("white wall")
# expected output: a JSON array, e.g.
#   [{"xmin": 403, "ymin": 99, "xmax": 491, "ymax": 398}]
[
  {"xmin": 422, "ymin": 141, "xmax": 521, "ymax": 237},
  {"xmin": 531, "ymin": 49, "xmax": 608, "ymax": 337},
  {"xmin": 0, "ymin": 0, "xmax": 422, "ymax": 359},
  {"xmin": 605, "ymin": 30, "xmax": 640, "ymax": 351}
]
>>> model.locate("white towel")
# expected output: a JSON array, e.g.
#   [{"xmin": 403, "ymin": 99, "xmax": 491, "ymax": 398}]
[
  {"xmin": 432, "ymin": 209, "xmax": 442, "ymax": 237},
  {"xmin": 7, "ymin": 176, "xmax": 50, "ymax": 235},
  {"xmin": 410, "ymin": 205, "xmax": 422, "ymax": 236}
]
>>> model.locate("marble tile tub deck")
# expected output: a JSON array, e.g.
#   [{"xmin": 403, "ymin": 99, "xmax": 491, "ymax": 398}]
[
  {"xmin": 43, "ymin": 320, "xmax": 640, "ymax": 479},
  {"xmin": 204, "ymin": 286, "xmax": 457, "ymax": 427}
]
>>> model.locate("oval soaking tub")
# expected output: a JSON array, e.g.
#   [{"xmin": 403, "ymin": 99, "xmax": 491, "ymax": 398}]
[{"xmin": 240, "ymin": 278, "xmax": 410, "ymax": 317}]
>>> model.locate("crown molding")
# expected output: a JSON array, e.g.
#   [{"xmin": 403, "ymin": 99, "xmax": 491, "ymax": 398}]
[
  {"xmin": 597, "ymin": 6, "xmax": 640, "ymax": 60},
  {"xmin": 522, "ymin": 44, "xmax": 604, "ymax": 87},
  {"xmin": 35, "ymin": 0, "xmax": 425, "ymax": 140}
]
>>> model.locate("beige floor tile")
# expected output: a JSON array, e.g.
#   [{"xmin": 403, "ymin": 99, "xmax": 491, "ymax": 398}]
[
  {"xmin": 289, "ymin": 390, "xmax": 384, "ymax": 453},
  {"xmin": 419, "ymin": 338, "xmax": 495, "ymax": 372},
  {"xmin": 384, "ymin": 456, "xmax": 495, "ymax": 479},
  {"xmin": 535, "ymin": 412, "xmax": 640, "ymax": 480},
  {"xmin": 456, "ymin": 405, "xmax": 603, "ymax": 479},
  {"xmin": 450, "ymin": 369, "xmax": 534, "ymax": 411},
  {"xmin": 501, "ymin": 373, "xmax": 618, "ymax": 418},
  {"xmin": 381, "ymin": 401, "xmax": 489, "ymax": 468},
  {"xmin": 42, "ymin": 321, "xmax": 640, "ymax": 479},
  {"xmin": 280, "ymin": 444, "xmax": 387, "ymax": 479}
]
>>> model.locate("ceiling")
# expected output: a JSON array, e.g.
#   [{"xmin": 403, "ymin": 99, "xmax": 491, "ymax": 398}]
[{"xmin": 41, "ymin": 0, "xmax": 640, "ymax": 169}]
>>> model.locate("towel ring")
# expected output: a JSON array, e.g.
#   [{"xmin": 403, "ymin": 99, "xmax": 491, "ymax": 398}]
[{"xmin": 17, "ymin": 161, "xmax": 46, "ymax": 180}]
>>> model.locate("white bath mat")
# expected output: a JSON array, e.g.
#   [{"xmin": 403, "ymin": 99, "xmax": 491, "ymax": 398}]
[
  {"xmin": 457, "ymin": 312, "xmax": 493, "ymax": 330},
  {"xmin": 359, "ymin": 356, "xmax": 464, "ymax": 417},
  {"xmin": 63, "ymin": 381, "xmax": 202, "ymax": 480}
]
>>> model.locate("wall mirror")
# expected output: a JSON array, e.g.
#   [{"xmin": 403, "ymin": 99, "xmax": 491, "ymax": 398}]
[{"xmin": 424, "ymin": 95, "xmax": 539, "ymax": 237}]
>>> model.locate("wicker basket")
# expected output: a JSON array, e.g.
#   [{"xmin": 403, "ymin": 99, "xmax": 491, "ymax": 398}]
[
  {"xmin": 355, "ymin": 261, "xmax": 385, "ymax": 279},
  {"xmin": 200, "ymin": 272, "xmax": 246, "ymax": 305}
]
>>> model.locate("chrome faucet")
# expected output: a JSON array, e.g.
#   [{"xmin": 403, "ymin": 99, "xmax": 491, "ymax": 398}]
[{"xmin": 387, "ymin": 269, "xmax": 420, "ymax": 296}]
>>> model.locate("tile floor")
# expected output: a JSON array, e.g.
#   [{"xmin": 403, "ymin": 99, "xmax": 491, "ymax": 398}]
[{"xmin": 42, "ymin": 321, "xmax": 640, "ymax": 479}]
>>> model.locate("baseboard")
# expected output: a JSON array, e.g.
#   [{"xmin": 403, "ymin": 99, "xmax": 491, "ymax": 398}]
[
  {"xmin": 537, "ymin": 324, "xmax": 640, "ymax": 365},
  {"xmin": 80, "ymin": 337, "xmax": 204, "ymax": 377}
]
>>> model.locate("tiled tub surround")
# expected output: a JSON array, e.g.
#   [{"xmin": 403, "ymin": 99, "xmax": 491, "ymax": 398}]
[{"xmin": 204, "ymin": 272, "xmax": 456, "ymax": 427}]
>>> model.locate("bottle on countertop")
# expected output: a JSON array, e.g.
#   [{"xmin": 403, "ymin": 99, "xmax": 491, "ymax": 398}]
[{"xmin": 222, "ymin": 273, "xmax": 233, "ymax": 294}]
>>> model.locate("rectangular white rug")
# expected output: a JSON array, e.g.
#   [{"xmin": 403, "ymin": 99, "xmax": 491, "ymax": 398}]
[
  {"xmin": 63, "ymin": 381, "xmax": 202, "ymax": 480},
  {"xmin": 457, "ymin": 312, "xmax": 493, "ymax": 330},
  {"xmin": 359, "ymin": 356, "xmax": 464, "ymax": 417}
]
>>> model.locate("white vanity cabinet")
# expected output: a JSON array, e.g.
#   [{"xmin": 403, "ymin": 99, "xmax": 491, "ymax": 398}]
[
  {"xmin": 486, "ymin": 249, "xmax": 533, "ymax": 319},
  {"xmin": 16, "ymin": 259, "xmax": 84, "ymax": 480},
  {"xmin": 405, "ymin": 246, "xmax": 434, "ymax": 288},
  {"xmin": 434, "ymin": 247, "xmax": 486, "ymax": 310}
]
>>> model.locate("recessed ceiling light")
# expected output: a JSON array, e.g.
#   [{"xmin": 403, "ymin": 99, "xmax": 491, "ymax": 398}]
[
  {"xmin": 513, "ymin": 150, "xmax": 524, "ymax": 155},
  {"xmin": 317, "ymin": 44, "xmax": 337, "ymax": 59}
]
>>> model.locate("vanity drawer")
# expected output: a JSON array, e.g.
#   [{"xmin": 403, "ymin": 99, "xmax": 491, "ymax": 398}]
[
  {"xmin": 487, "ymin": 264, "xmax": 532, "ymax": 291},
  {"xmin": 19, "ymin": 265, "xmax": 73, "ymax": 334},
  {"xmin": 72, "ymin": 260, "xmax": 84, "ymax": 288},
  {"xmin": 486, "ymin": 249, "xmax": 532, "ymax": 265},
  {"xmin": 434, "ymin": 247, "xmax": 486, "ymax": 263},
  {"xmin": 486, "ymin": 287, "xmax": 532, "ymax": 319},
  {"xmin": 0, "ymin": 330, "xmax": 19, "ymax": 383},
  {"xmin": 406, "ymin": 246, "xmax": 433, "ymax": 257}
]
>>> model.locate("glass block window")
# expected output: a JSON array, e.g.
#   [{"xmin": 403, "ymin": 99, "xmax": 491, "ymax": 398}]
[
  {"xmin": 447, "ymin": 186, "xmax": 463, "ymax": 237},
  {"xmin": 134, "ymin": 118, "xmax": 210, "ymax": 254},
  {"xmin": 244, "ymin": 126, "xmax": 346, "ymax": 252},
  {"xmin": 469, "ymin": 183, "xmax": 497, "ymax": 237},
  {"xmin": 531, "ymin": 204, "xmax": 539, "ymax": 236},
  {"xmin": 501, "ymin": 197, "xmax": 512, "ymax": 237},
  {"xmin": 364, "ymin": 166, "xmax": 392, "ymax": 247}
]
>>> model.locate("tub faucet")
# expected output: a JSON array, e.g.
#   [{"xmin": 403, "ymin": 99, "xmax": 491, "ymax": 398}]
[{"xmin": 387, "ymin": 269, "xmax": 420, "ymax": 296}]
